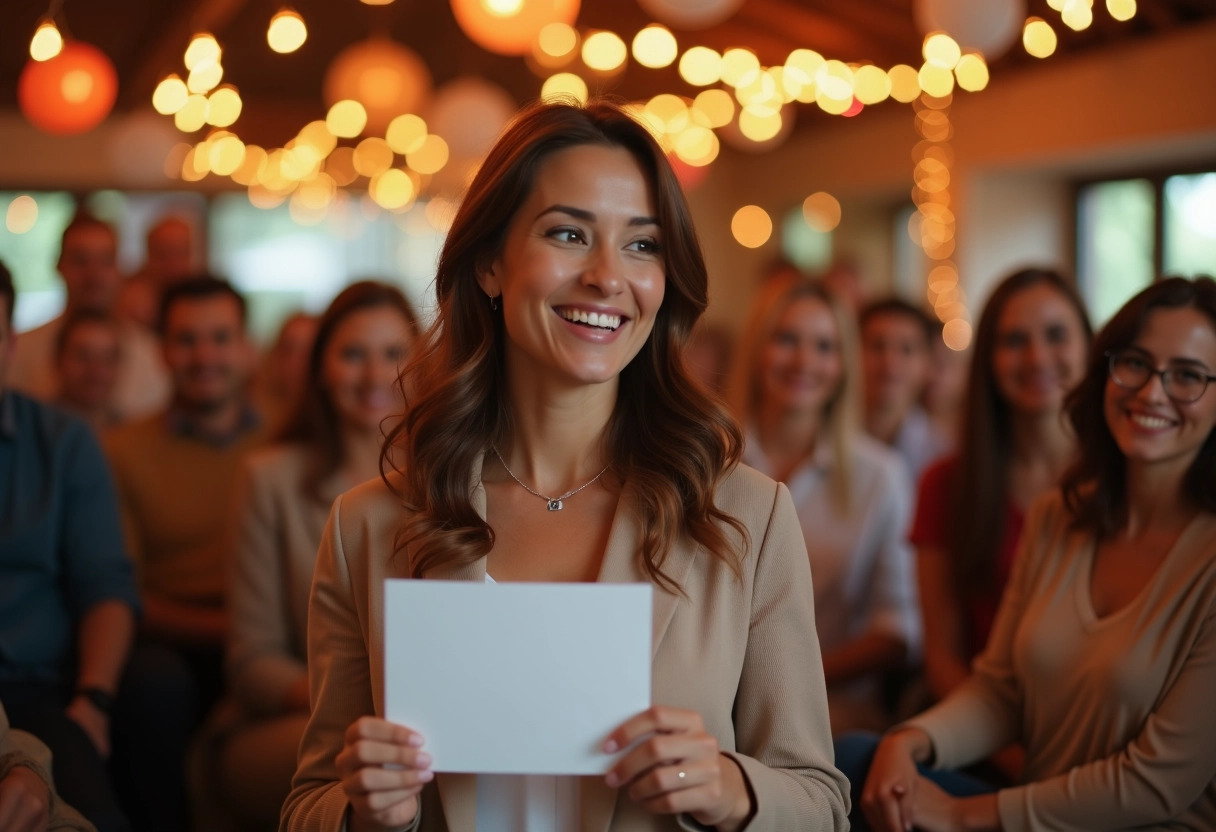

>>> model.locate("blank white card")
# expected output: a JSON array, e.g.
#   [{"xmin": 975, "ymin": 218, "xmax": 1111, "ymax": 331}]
[{"xmin": 383, "ymin": 580, "xmax": 652, "ymax": 775}]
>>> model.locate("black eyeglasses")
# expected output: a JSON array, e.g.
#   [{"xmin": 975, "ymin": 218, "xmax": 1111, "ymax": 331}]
[{"xmin": 1106, "ymin": 349, "xmax": 1216, "ymax": 404}]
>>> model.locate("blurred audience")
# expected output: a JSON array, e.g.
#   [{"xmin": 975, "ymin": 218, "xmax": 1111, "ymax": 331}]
[
  {"xmin": 822, "ymin": 258, "xmax": 869, "ymax": 314},
  {"xmin": 922, "ymin": 319, "xmax": 968, "ymax": 445},
  {"xmin": 103, "ymin": 276, "xmax": 265, "ymax": 718},
  {"xmin": 846, "ymin": 276, "xmax": 1216, "ymax": 832},
  {"xmin": 250, "ymin": 311, "xmax": 319, "ymax": 433},
  {"xmin": 860, "ymin": 298, "xmax": 952, "ymax": 486},
  {"xmin": 729, "ymin": 275, "xmax": 918, "ymax": 734},
  {"xmin": 53, "ymin": 311, "xmax": 122, "ymax": 432},
  {"xmin": 9, "ymin": 213, "xmax": 169, "ymax": 421},
  {"xmin": 214, "ymin": 282, "xmax": 416, "ymax": 827},
  {"xmin": 1, "ymin": 262, "xmax": 194, "ymax": 832},
  {"xmin": 118, "ymin": 217, "xmax": 198, "ymax": 333},
  {"xmin": 909, "ymin": 268, "xmax": 1091, "ymax": 775}
]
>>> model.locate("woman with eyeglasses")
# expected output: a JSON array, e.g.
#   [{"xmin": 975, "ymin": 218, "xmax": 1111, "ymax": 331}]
[{"xmin": 854, "ymin": 276, "xmax": 1216, "ymax": 832}]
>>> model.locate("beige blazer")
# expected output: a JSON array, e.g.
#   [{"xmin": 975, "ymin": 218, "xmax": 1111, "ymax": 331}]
[{"xmin": 281, "ymin": 458, "xmax": 849, "ymax": 832}]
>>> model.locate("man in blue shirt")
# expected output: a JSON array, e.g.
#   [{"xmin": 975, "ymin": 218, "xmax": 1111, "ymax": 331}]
[{"xmin": 1, "ymin": 261, "xmax": 190, "ymax": 832}]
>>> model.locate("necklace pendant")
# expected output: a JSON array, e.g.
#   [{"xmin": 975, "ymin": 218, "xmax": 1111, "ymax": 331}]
[{"xmin": 547, "ymin": 499, "xmax": 563, "ymax": 511}]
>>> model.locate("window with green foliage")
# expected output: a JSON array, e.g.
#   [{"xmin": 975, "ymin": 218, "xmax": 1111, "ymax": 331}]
[{"xmin": 1077, "ymin": 170, "xmax": 1216, "ymax": 327}]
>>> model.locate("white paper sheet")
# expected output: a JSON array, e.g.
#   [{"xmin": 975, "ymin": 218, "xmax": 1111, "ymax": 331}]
[{"xmin": 383, "ymin": 580, "xmax": 652, "ymax": 775}]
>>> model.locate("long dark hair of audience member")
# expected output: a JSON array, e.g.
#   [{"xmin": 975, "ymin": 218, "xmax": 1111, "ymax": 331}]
[{"xmin": 278, "ymin": 281, "xmax": 419, "ymax": 502}]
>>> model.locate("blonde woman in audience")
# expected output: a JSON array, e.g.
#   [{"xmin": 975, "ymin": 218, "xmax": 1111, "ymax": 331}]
[
  {"xmin": 283, "ymin": 100, "xmax": 848, "ymax": 831},
  {"xmin": 851, "ymin": 275, "xmax": 1216, "ymax": 831},
  {"xmin": 911, "ymin": 269, "xmax": 1091, "ymax": 711},
  {"xmin": 728, "ymin": 275, "xmax": 919, "ymax": 735},
  {"xmin": 218, "ymin": 282, "xmax": 417, "ymax": 827}
]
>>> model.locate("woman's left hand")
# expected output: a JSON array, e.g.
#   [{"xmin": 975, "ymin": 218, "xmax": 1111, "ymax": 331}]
[
  {"xmin": 910, "ymin": 776, "xmax": 1002, "ymax": 832},
  {"xmin": 603, "ymin": 706, "xmax": 753, "ymax": 831}
]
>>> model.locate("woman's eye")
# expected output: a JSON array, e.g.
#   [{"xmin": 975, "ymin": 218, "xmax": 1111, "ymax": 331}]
[
  {"xmin": 549, "ymin": 227, "xmax": 585, "ymax": 244},
  {"xmin": 629, "ymin": 237, "xmax": 662, "ymax": 254}
]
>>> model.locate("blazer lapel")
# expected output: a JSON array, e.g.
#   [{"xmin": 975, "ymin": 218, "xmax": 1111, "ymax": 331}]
[{"xmin": 597, "ymin": 486, "xmax": 698, "ymax": 659}]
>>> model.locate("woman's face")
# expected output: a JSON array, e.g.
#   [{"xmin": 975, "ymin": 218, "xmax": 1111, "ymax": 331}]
[
  {"xmin": 990, "ymin": 283, "xmax": 1088, "ymax": 417},
  {"xmin": 478, "ymin": 143, "xmax": 666, "ymax": 390},
  {"xmin": 757, "ymin": 296, "xmax": 844, "ymax": 417},
  {"xmin": 321, "ymin": 306, "xmax": 411, "ymax": 434},
  {"xmin": 1103, "ymin": 306, "xmax": 1216, "ymax": 476}
]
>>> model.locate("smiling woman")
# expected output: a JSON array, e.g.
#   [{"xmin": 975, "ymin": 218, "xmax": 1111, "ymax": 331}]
[
  {"xmin": 850, "ymin": 276, "xmax": 1216, "ymax": 832},
  {"xmin": 282, "ymin": 99, "xmax": 849, "ymax": 832}
]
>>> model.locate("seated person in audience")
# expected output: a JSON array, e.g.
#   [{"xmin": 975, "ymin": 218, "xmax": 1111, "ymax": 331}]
[
  {"xmin": 684, "ymin": 320, "xmax": 732, "ymax": 395},
  {"xmin": 1, "ymin": 261, "xmax": 165, "ymax": 832},
  {"xmin": 217, "ymin": 282, "xmax": 417, "ymax": 828},
  {"xmin": 1, "ymin": 700, "xmax": 98, "ymax": 832},
  {"xmin": 104, "ymin": 276, "xmax": 266, "ymax": 715},
  {"xmin": 912, "ymin": 269, "xmax": 1090, "ymax": 707},
  {"xmin": 728, "ymin": 274, "xmax": 919, "ymax": 734},
  {"xmin": 922, "ymin": 319, "xmax": 968, "ymax": 445},
  {"xmin": 54, "ymin": 310, "xmax": 122, "ymax": 431},
  {"xmin": 847, "ymin": 275, "xmax": 1216, "ymax": 832},
  {"xmin": 860, "ymin": 298, "xmax": 952, "ymax": 486},
  {"xmin": 250, "ymin": 310, "xmax": 319, "ymax": 433},
  {"xmin": 9, "ymin": 213, "xmax": 168, "ymax": 421}
]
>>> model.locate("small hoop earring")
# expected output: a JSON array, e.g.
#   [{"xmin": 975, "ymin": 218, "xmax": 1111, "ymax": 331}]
[{"xmin": 489, "ymin": 294, "xmax": 499, "ymax": 311}]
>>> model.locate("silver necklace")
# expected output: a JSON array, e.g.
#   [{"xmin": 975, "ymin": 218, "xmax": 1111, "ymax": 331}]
[{"xmin": 490, "ymin": 446, "xmax": 610, "ymax": 511}]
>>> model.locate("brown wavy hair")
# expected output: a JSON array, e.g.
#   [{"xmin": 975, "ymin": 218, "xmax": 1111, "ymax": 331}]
[
  {"xmin": 384, "ymin": 99, "xmax": 746, "ymax": 591},
  {"xmin": 279, "ymin": 280, "xmax": 418, "ymax": 502},
  {"xmin": 1062, "ymin": 275, "xmax": 1216, "ymax": 538},
  {"xmin": 945, "ymin": 267, "xmax": 1091, "ymax": 597}
]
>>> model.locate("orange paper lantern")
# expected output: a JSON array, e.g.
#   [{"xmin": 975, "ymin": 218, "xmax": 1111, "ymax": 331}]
[
  {"xmin": 450, "ymin": 0, "xmax": 580, "ymax": 56},
  {"xmin": 18, "ymin": 41, "xmax": 118, "ymax": 135}
]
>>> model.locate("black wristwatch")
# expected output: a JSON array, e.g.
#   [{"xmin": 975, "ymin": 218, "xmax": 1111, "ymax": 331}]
[{"xmin": 76, "ymin": 686, "xmax": 114, "ymax": 714}]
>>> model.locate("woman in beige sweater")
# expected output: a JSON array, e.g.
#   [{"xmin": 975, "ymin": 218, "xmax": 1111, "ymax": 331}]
[
  {"xmin": 218, "ymin": 282, "xmax": 417, "ymax": 827},
  {"xmin": 855, "ymin": 276, "xmax": 1216, "ymax": 831},
  {"xmin": 282, "ymin": 99, "xmax": 848, "ymax": 832}
]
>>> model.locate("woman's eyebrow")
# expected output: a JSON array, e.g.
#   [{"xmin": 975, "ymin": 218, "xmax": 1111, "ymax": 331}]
[{"xmin": 534, "ymin": 204, "xmax": 659, "ymax": 227}]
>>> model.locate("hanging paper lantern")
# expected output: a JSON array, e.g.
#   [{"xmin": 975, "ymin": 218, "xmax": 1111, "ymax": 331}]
[
  {"xmin": 426, "ymin": 77, "xmax": 517, "ymax": 161},
  {"xmin": 450, "ymin": 0, "xmax": 580, "ymax": 56},
  {"xmin": 18, "ymin": 41, "xmax": 118, "ymax": 135},
  {"xmin": 637, "ymin": 0, "xmax": 745, "ymax": 30},
  {"xmin": 323, "ymin": 38, "xmax": 433, "ymax": 136},
  {"xmin": 913, "ymin": 0, "xmax": 1025, "ymax": 59}
]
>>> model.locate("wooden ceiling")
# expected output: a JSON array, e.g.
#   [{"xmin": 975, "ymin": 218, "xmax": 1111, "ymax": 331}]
[{"xmin": 3, "ymin": 0, "xmax": 1215, "ymax": 148}]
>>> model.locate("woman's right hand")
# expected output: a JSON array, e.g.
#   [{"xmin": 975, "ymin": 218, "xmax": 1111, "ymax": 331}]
[
  {"xmin": 336, "ymin": 716, "xmax": 434, "ymax": 832},
  {"xmin": 861, "ymin": 727, "xmax": 932, "ymax": 832}
]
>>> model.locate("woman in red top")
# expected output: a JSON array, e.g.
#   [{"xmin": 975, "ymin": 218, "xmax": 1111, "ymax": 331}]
[{"xmin": 911, "ymin": 269, "xmax": 1090, "ymax": 704}]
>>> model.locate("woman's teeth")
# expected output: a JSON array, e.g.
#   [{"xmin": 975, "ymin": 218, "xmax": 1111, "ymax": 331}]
[
  {"xmin": 559, "ymin": 308, "xmax": 621, "ymax": 331},
  {"xmin": 1130, "ymin": 413, "xmax": 1172, "ymax": 429}
]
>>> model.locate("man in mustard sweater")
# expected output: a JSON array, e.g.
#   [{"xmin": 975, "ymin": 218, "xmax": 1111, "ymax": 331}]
[{"xmin": 104, "ymin": 276, "xmax": 266, "ymax": 714}]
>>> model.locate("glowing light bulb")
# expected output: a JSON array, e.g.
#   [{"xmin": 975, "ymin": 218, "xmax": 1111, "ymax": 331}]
[
  {"xmin": 954, "ymin": 53, "xmax": 989, "ymax": 92},
  {"xmin": 267, "ymin": 9, "xmax": 307, "ymax": 54},
  {"xmin": 540, "ymin": 72, "xmax": 587, "ymax": 104},
  {"xmin": 185, "ymin": 34, "xmax": 221, "ymax": 71},
  {"xmin": 1107, "ymin": 0, "xmax": 1136, "ymax": 20},
  {"xmin": 30, "ymin": 20, "xmax": 63, "ymax": 62},
  {"xmin": 326, "ymin": 100, "xmax": 368, "ymax": 138},
  {"xmin": 731, "ymin": 205, "xmax": 772, "ymax": 248},
  {"xmin": 152, "ymin": 74, "xmax": 190, "ymax": 115},
  {"xmin": 582, "ymin": 31, "xmax": 627, "ymax": 72},
  {"xmin": 678, "ymin": 46, "xmax": 722, "ymax": 86},
  {"xmin": 631, "ymin": 25, "xmax": 677, "ymax": 69},
  {"xmin": 1062, "ymin": 0, "xmax": 1094, "ymax": 30},
  {"xmin": 1022, "ymin": 18, "xmax": 1058, "ymax": 58},
  {"xmin": 923, "ymin": 33, "xmax": 962, "ymax": 70}
]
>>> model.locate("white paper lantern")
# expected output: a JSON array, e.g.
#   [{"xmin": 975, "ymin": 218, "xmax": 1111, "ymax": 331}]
[
  {"xmin": 426, "ymin": 77, "xmax": 518, "ymax": 161},
  {"xmin": 450, "ymin": 0, "xmax": 580, "ymax": 56},
  {"xmin": 323, "ymin": 38, "xmax": 433, "ymax": 135},
  {"xmin": 913, "ymin": 0, "xmax": 1025, "ymax": 58},
  {"xmin": 637, "ymin": 0, "xmax": 745, "ymax": 30}
]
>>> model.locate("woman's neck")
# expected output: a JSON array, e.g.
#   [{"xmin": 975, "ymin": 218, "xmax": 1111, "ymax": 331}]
[
  {"xmin": 339, "ymin": 425, "xmax": 385, "ymax": 486},
  {"xmin": 1010, "ymin": 409, "xmax": 1073, "ymax": 470},
  {"xmin": 497, "ymin": 371, "xmax": 617, "ymax": 493},
  {"xmin": 1123, "ymin": 460, "xmax": 1194, "ymax": 538},
  {"xmin": 754, "ymin": 403, "xmax": 820, "ymax": 482}
]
